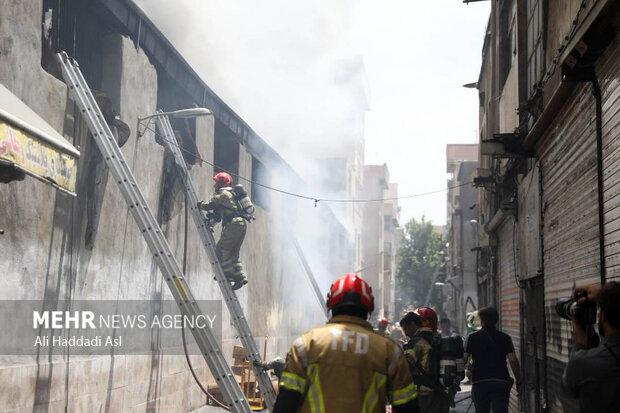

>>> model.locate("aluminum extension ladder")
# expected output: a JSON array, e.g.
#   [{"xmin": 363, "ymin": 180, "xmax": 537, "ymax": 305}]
[
  {"xmin": 56, "ymin": 52, "xmax": 252, "ymax": 413},
  {"xmin": 155, "ymin": 114, "xmax": 277, "ymax": 410}
]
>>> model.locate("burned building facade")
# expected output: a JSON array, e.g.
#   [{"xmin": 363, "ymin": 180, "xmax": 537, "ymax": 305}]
[
  {"xmin": 474, "ymin": 0, "xmax": 620, "ymax": 411},
  {"xmin": 0, "ymin": 0, "xmax": 349, "ymax": 410}
]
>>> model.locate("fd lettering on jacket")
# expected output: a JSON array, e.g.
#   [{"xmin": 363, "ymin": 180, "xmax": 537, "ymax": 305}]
[{"xmin": 329, "ymin": 328, "xmax": 369, "ymax": 354}]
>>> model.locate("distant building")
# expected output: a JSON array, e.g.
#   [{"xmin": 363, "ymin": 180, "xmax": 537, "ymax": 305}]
[
  {"xmin": 443, "ymin": 144, "xmax": 478, "ymax": 334},
  {"xmin": 382, "ymin": 183, "xmax": 401, "ymax": 320},
  {"xmin": 361, "ymin": 164, "xmax": 400, "ymax": 321}
]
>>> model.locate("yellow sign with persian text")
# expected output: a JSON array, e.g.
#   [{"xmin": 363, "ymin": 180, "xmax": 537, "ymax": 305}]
[{"xmin": 0, "ymin": 121, "xmax": 77, "ymax": 194}]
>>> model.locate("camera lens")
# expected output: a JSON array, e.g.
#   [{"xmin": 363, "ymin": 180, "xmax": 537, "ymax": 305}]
[
  {"xmin": 555, "ymin": 298, "xmax": 577, "ymax": 321},
  {"xmin": 567, "ymin": 301, "xmax": 578, "ymax": 318}
]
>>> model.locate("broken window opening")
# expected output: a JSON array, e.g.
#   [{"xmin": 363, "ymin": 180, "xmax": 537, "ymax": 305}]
[
  {"xmin": 214, "ymin": 120, "xmax": 240, "ymax": 182},
  {"xmin": 499, "ymin": 0, "xmax": 517, "ymax": 91},
  {"xmin": 41, "ymin": 0, "xmax": 108, "ymax": 88},
  {"xmin": 171, "ymin": 117, "xmax": 199, "ymax": 167},
  {"xmin": 526, "ymin": 0, "xmax": 546, "ymax": 98},
  {"xmin": 251, "ymin": 157, "xmax": 271, "ymax": 211},
  {"xmin": 155, "ymin": 72, "xmax": 202, "ymax": 167}
]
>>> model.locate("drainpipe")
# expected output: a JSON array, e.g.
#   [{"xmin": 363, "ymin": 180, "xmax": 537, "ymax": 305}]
[{"xmin": 591, "ymin": 77, "xmax": 606, "ymax": 284}]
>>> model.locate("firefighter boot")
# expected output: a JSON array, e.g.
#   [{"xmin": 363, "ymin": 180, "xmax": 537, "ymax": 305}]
[
  {"xmin": 228, "ymin": 262, "xmax": 247, "ymax": 290},
  {"xmin": 230, "ymin": 274, "xmax": 248, "ymax": 291},
  {"xmin": 216, "ymin": 218, "xmax": 247, "ymax": 287}
]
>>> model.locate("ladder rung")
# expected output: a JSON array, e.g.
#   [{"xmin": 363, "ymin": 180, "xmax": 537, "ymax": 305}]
[{"xmin": 155, "ymin": 114, "xmax": 277, "ymax": 409}]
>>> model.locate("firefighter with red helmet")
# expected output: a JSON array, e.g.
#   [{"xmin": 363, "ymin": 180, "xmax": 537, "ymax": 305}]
[
  {"xmin": 274, "ymin": 273, "xmax": 418, "ymax": 413},
  {"xmin": 198, "ymin": 172, "xmax": 248, "ymax": 290},
  {"xmin": 400, "ymin": 307, "xmax": 450, "ymax": 413},
  {"xmin": 377, "ymin": 317, "xmax": 390, "ymax": 336}
]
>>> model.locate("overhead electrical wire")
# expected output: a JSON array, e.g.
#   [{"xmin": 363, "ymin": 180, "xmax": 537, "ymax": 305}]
[{"xmin": 141, "ymin": 124, "xmax": 474, "ymax": 206}]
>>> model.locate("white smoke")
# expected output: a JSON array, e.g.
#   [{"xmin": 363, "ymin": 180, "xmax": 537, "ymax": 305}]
[
  {"xmin": 131, "ymin": 2, "xmax": 368, "ymax": 346},
  {"xmin": 133, "ymin": 0, "xmax": 363, "ymax": 167}
]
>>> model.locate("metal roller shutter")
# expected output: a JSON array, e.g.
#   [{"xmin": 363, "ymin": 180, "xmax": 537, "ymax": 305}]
[
  {"xmin": 497, "ymin": 219, "xmax": 521, "ymax": 411},
  {"xmin": 538, "ymin": 81, "xmax": 599, "ymax": 412},
  {"xmin": 600, "ymin": 35, "xmax": 620, "ymax": 280}
]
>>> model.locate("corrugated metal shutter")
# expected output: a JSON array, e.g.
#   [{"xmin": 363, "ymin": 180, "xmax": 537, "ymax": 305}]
[
  {"xmin": 537, "ymin": 32, "xmax": 620, "ymax": 413},
  {"xmin": 601, "ymin": 35, "xmax": 620, "ymax": 281},
  {"xmin": 517, "ymin": 163, "xmax": 547, "ymax": 412},
  {"xmin": 497, "ymin": 219, "xmax": 521, "ymax": 411},
  {"xmin": 538, "ymin": 81, "xmax": 598, "ymax": 413}
]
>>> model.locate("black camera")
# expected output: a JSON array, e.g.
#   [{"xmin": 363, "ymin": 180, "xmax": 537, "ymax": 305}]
[{"xmin": 555, "ymin": 291, "xmax": 597, "ymax": 325}]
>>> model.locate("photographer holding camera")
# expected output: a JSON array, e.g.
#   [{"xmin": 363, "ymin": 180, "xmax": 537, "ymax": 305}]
[{"xmin": 561, "ymin": 281, "xmax": 620, "ymax": 412}]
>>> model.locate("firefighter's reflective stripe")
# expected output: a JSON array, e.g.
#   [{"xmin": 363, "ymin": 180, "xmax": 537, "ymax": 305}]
[
  {"xmin": 280, "ymin": 371, "xmax": 307, "ymax": 393},
  {"xmin": 279, "ymin": 316, "xmax": 416, "ymax": 411},
  {"xmin": 389, "ymin": 382, "xmax": 418, "ymax": 406},
  {"xmin": 307, "ymin": 364, "xmax": 325, "ymax": 413},
  {"xmin": 361, "ymin": 372, "xmax": 387, "ymax": 413}
]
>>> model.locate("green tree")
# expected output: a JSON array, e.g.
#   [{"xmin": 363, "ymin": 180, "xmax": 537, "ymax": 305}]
[{"xmin": 395, "ymin": 217, "xmax": 443, "ymax": 316}]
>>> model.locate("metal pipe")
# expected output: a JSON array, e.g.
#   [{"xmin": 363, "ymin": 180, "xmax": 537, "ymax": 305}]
[{"xmin": 591, "ymin": 77, "xmax": 606, "ymax": 284}]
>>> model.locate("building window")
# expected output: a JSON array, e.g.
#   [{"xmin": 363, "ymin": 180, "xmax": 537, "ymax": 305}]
[
  {"xmin": 41, "ymin": 0, "xmax": 108, "ymax": 87},
  {"xmin": 170, "ymin": 118, "xmax": 198, "ymax": 166},
  {"xmin": 499, "ymin": 0, "xmax": 517, "ymax": 90},
  {"xmin": 41, "ymin": 0, "xmax": 63, "ymax": 77},
  {"xmin": 526, "ymin": 0, "xmax": 546, "ymax": 98},
  {"xmin": 251, "ymin": 157, "xmax": 271, "ymax": 211},
  {"xmin": 214, "ymin": 120, "xmax": 239, "ymax": 179}
]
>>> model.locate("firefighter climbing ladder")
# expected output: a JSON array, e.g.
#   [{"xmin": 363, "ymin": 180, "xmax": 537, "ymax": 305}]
[
  {"xmin": 56, "ymin": 52, "xmax": 252, "ymax": 413},
  {"xmin": 155, "ymin": 114, "xmax": 277, "ymax": 410}
]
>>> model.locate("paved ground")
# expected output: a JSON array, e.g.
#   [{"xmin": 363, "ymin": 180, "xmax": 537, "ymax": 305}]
[
  {"xmin": 451, "ymin": 383, "xmax": 474, "ymax": 413},
  {"xmin": 191, "ymin": 384, "xmax": 476, "ymax": 412}
]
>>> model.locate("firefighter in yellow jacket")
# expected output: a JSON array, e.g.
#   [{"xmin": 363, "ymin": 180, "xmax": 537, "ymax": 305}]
[
  {"xmin": 274, "ymin": 273, "xmax": 419, "ymax": 413},
  {"xmin": 198, "ymin": 172, "xmax": 248, "ymax": 290},
  {"xmin": 401, "ymin": 307, "xmax": 451, "ymax": 413}
]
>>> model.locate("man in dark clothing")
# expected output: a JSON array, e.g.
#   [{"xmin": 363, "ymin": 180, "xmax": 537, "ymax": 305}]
[
  {"xmin": 562, "ymin": 282, "xmax": 620, "ymax": 412},
  {"xmin": 464, "ymin": 306, "xmax": 521, "ymax": 413}
]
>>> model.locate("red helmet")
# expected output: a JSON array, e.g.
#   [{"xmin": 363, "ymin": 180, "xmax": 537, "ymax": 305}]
[
  {"xmin": 326, "ymin": 273, "xmax": 374, "ymax": 314},
  {"xmin": 378, "ymin": 317, "xmax": 389, "ymax": 328},
  {"xmin": 415, "ymin": 307, "xmax": 438, "ymax": 330},
  {"xmin": 213, "ymin": 172, "xmax": 232, "ymax": 189}
]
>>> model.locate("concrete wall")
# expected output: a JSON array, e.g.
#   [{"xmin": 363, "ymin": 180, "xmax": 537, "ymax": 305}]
[
  {"xmin": 0, "ymin": 1, "xmax": 325, "ymax": 411},
  {"xmin": 498, "ymin": 62, "xmax": 519, "ymax": 133}
]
